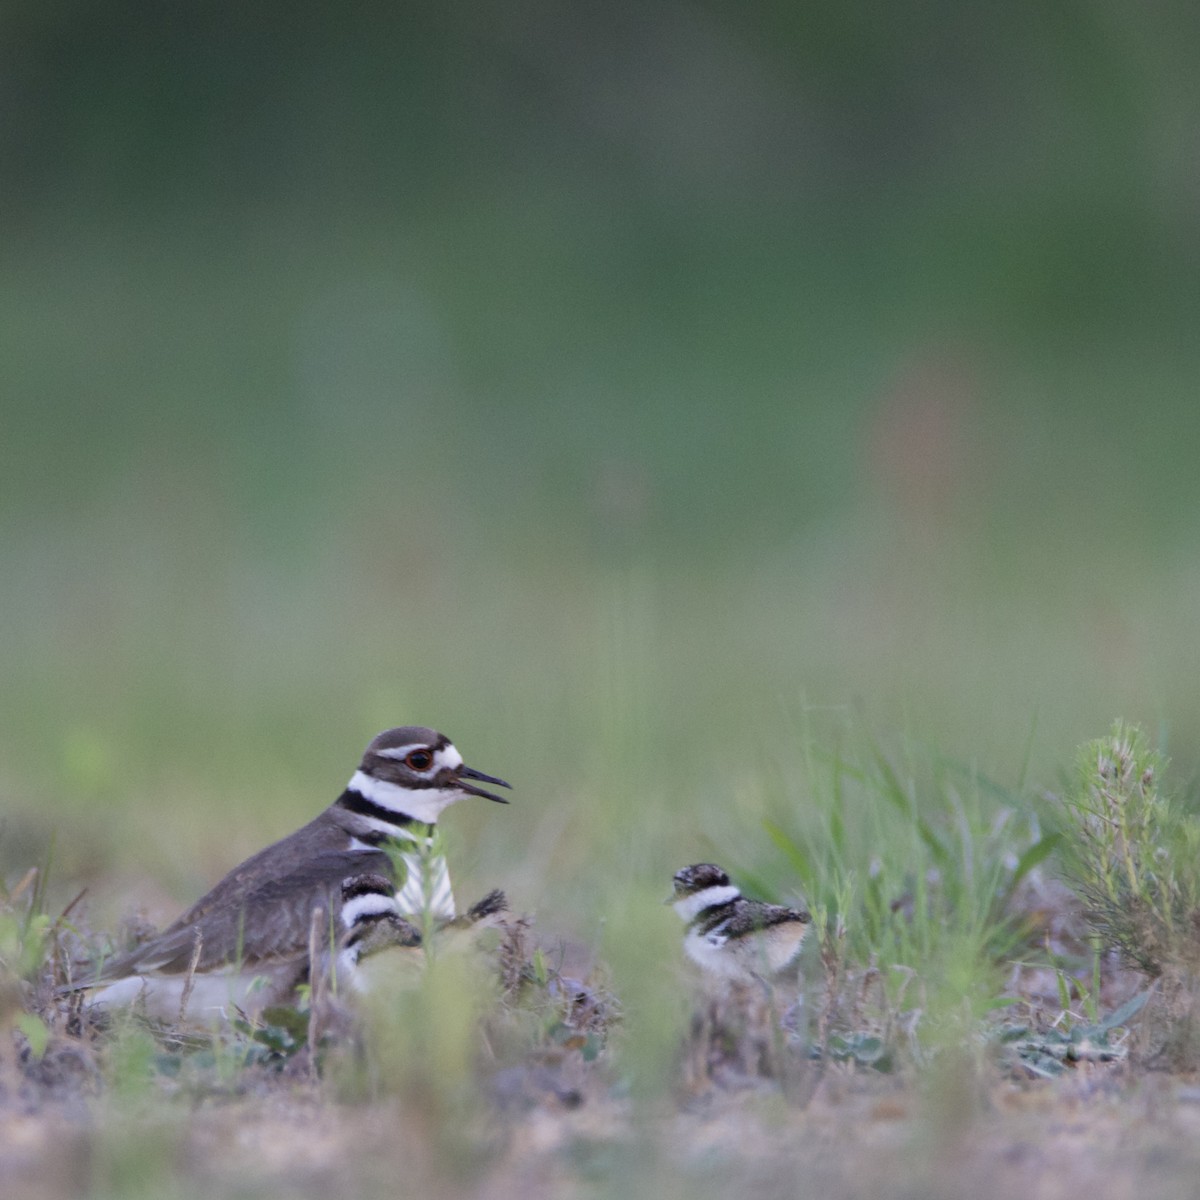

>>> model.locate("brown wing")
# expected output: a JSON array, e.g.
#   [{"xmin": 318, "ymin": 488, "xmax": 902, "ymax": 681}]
[
  {"xmin": 88, "ymin": 848, "xmax": 396, "ymax": 980},
  {"xmin": 160, "ymin": 813, "xmax": 369, "ymax": 930},
  {"xmin": 696, "ymin": 901, "xmax": 811, "ymax": 944},
  {"xmin": 719, "ymin": 903, "xmax": 811, "ymax": 940}
]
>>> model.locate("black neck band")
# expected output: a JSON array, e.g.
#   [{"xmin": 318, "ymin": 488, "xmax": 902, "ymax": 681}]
[{"xmin": 336, "ymin": 788, "xmax": 420, "ymax": 832}]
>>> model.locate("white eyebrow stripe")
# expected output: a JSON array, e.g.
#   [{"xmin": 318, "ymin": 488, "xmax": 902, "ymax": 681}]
[
  {"xmin": 374, "ymin": 744, "xmax": 431, "ymax": 761},
  {"xmin": 373, "ymin": 743, "xmax": 464, "ymax": 771}
]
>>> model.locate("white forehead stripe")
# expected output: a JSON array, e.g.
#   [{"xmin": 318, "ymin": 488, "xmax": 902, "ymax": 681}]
[
  {"xmin": 672, "ymin": 885, "xmax": 741, "ymax": 923},
  {"xmin": 436, "ymin": 744, "xmax": 463, "ymax": 770}
]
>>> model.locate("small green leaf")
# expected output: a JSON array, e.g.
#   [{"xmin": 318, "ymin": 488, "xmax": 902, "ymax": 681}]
[
  {"xmin": 849, "ymin": 1035, "xmax": 885, "ymax": 1064},
  {"xmin": 1090, "ymin": 988, "xmax": 1152, "ymax": 1034},
  {"xmin": 1054, "ymin": 968, "xmax": 1072, "ymax": 1013},
  {"xmin": 259, "ymin": 1005, "xmax": 310, "ymax": 1041},
  {"xmin": 763, "ymin": 819, "xmax": 810, "ymax": 882},
  {"xmin": 996, "ymin": 1024, "xmax": 1032, "ymax": 1043},
  {"xmin": 827, "ymin": 1032, "xmax": 890, "ymax": 1069},
  {"xmin": 1008, "ymin": 833, "xmax": 1063, "ymax": 890},
  {"xmin": 1021, "ymin": 1053, "xmax": 1065, "ymax": 1078},
  {"xmin": 16, "ymin": 1012, "xmax": 49, "ymax": 1060},
  {"xmin": 987, "ymin": 996, "xmax": 1023, "ymax": 1011}
]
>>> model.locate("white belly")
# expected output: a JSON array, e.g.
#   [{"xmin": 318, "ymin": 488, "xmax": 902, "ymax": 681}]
[
  {"xmin": 88, "ymin": 968, "xmax": 291, "ymax": 1025},
  {"xmin": 684, "ymin": 922, "xmax": 807, "ymax": 982}
]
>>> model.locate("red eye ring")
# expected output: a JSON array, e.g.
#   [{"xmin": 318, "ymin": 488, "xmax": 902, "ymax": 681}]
[{"xmin": 405, "ymin": 749, "xmax": 434, "ymax": 771}]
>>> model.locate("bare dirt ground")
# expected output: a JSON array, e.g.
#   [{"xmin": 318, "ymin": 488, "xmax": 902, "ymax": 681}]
[{"xmin": 5, "ymin": 1048, "xmax": 1200, "ymax": 1200}]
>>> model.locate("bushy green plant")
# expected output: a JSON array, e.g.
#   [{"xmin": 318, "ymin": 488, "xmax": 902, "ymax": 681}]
[
  {"xmin": 1056, "ymin": 721, "xmax": 1200, "ymax": 977},
  {"xmin": 0, "ymin": 866, "xmax": 55, "ymax": 1065},
  {"xmin": 1050, "ymin": 721, "xmax": 1200, "ymax": 1067}
]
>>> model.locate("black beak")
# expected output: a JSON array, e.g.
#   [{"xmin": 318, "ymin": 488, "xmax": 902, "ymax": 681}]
[{"xmin": 457, "ymin": 765, "xmax": 512, "ymax": 804}]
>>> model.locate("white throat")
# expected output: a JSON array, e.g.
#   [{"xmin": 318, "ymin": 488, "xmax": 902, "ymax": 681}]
[
  {"xmin": 673, "ymin": 884, "xmax": 741, "ymax": 923},
  {"xmin": 347, "ymin": 770, "xmax": 466, "ymax": 826}
]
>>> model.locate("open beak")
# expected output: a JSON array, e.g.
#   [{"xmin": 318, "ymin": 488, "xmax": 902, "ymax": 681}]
[{"xmin": 456, "ymin": 765, "xmax": 512, "ymax": 804}]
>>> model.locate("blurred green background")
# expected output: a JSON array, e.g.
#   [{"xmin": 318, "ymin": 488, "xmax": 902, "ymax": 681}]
[{"xmin": 2, "ymin": 1, "xmax": 1198, "ymax": 936}]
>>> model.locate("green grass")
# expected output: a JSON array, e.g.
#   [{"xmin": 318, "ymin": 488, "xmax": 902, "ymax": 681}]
[{"xmin": 753, "ymin": 725, "xmax": 1049, "ymax": 1046}]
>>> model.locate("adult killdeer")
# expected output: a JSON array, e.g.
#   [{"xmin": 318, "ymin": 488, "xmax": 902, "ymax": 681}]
[
  {"xmin": 670, "ymin": 863, "xmax": 810, "ymax": 984},
  {"xmin": 72, "ymin": 726, "xmax": 510, "ymax": 1022}
]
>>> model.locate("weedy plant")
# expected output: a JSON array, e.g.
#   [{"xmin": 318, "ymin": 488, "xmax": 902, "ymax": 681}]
[
  {"xmin": 0, "ymin": 859, "xmax": 83, "ymax": 1091},
  {"xmin": 1054, "ymin": 720, "xmax": 1200, "ymax": 1065},
  {"xmin": 1055, "ymin": 721, "xmax": 1200, "ymax": 974},
  {"xmin": 997, "ymin": 988, "xmax": 1150, "ymax": 1079}
]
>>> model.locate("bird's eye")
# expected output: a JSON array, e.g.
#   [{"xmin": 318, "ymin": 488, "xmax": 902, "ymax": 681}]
[{"xmin": 405, "ymin": 749, "xmax": 434, "ymax": 771}]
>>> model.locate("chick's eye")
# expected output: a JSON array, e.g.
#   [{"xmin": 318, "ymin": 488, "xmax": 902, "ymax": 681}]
[{"xmin": 405, "ymin": 749, "xmax": 434, "ymax": 771}]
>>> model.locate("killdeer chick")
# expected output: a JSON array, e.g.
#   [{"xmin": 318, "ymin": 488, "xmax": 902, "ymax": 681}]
[
  {"xmin": 670, "ymin": 864, "xmax": 810, "ymax": 984},
  {"xmin": 72, "ymin": 726, "xmax": 510, "ymax": 1023},
  {"xmin": 334, "ymin": 873, "xmax": 424, "ymax": 980}
]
